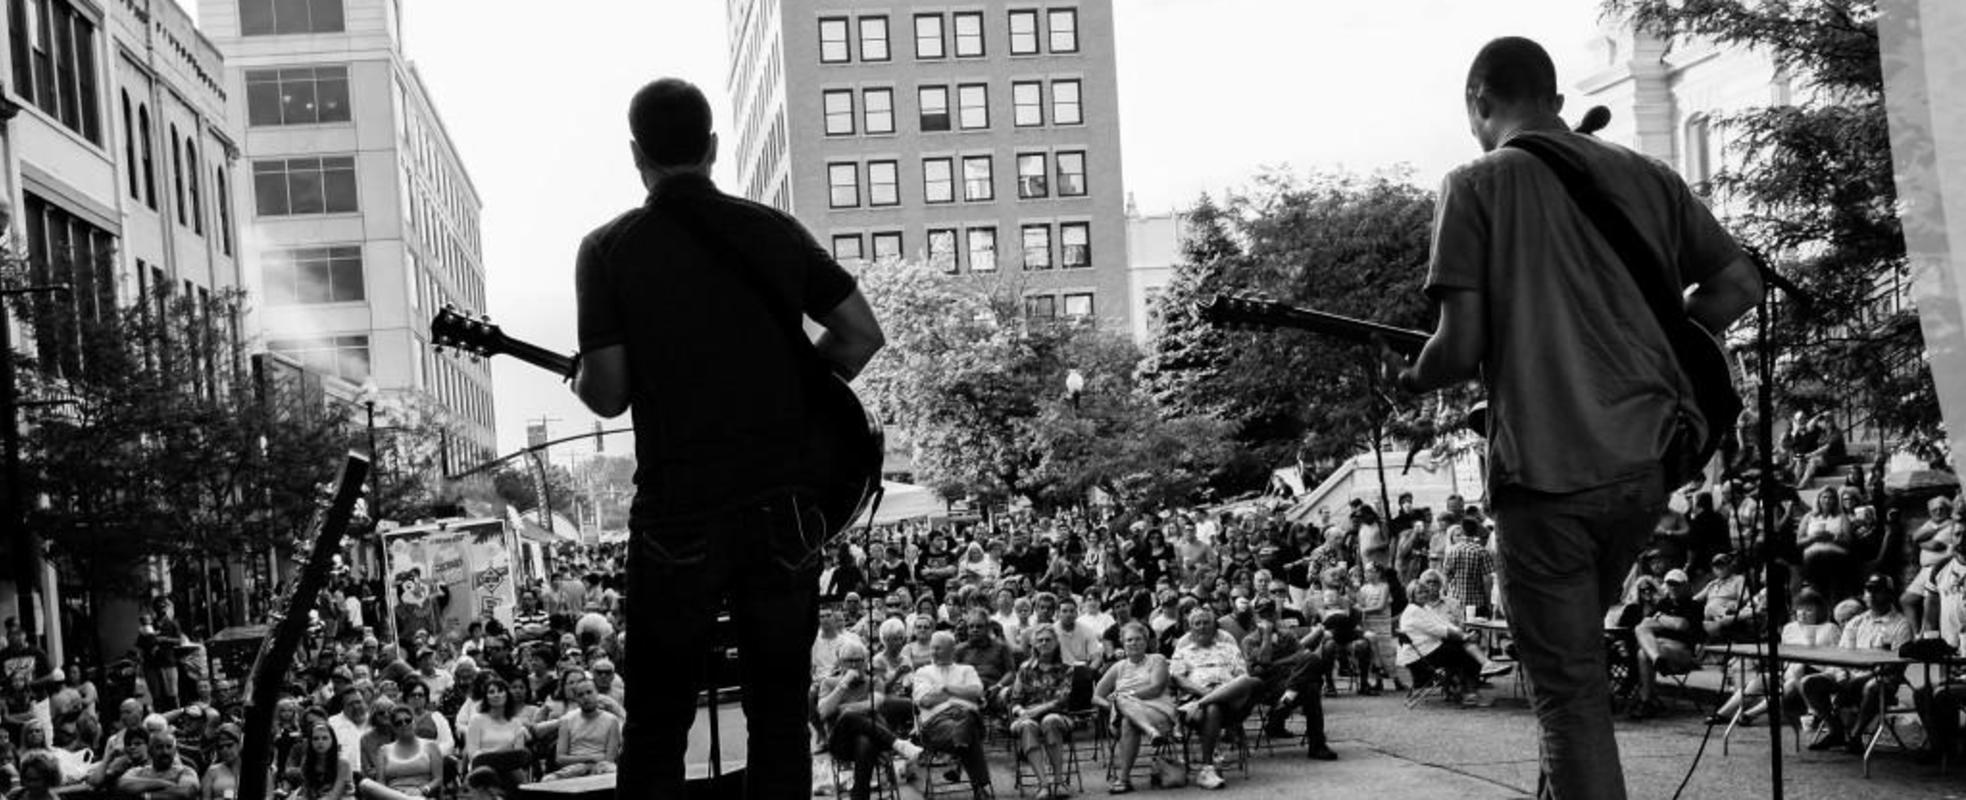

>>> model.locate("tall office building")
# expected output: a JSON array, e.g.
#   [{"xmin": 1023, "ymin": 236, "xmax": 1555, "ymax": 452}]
[
  {"xmin": 725, "ymin": 0, "xmax": 1130, "ymax": 331},
  {"xmin": 197, "ymin": 0, "xmax": 495, "ymax": 466}
]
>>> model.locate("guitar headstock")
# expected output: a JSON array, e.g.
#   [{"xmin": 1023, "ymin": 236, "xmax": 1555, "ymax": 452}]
[
  {"xmin": 429, "ymin": 305, "xmax": 504, "ymax": 362},
  {"xmin": 1196, "ymin": 293, "xmax": 1284, "ymax": 331}
]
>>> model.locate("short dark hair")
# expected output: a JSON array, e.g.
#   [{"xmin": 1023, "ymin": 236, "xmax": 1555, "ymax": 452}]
[
  {"xmin": 1466, "ymin": 36, "xmax": 1557, "ymax": 103},
  {"xmin": 629, "ymin": 78, "xmax": 713, "ymax": 166}
]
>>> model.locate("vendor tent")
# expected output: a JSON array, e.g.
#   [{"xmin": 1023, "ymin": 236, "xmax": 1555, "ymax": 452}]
[{"xmin": 855, "ymin": 481, "xmax": 947, "ymax": 526}]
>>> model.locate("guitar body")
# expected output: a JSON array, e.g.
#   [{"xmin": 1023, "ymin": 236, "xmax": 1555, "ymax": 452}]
[{"xmin": 803, "ymin": 369, "xmax": 886, "ymax": 538}]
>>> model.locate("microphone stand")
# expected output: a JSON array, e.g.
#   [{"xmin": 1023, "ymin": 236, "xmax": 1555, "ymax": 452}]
[{"xmin": 1744, "ymin": 245, "xmax": 1813, "ymax": 800}]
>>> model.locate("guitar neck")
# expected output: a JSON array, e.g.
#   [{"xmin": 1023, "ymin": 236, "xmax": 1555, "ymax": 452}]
[{"xmin": 502, "ymin": 337, "xmax": 577, "ymax": 378}]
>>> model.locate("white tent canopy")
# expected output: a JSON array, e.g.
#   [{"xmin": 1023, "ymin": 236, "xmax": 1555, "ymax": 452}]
[{"xmin": 855, "ymin": 481, "xmax": 947, "ymax": 526}]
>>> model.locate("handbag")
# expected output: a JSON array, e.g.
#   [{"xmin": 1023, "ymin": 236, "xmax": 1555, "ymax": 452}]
[
  {"xmin": 1504, "ymin": 134, "xmax": 1743, "ymax": 489},
  {"xmin": 1151, "ymin": 750, "xmax": 1188, "ymax": 788}
]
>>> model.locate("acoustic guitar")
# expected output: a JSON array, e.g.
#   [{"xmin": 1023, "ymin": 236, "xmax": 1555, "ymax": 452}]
[{"xmin": 429, "ymin": 306, "xmax": 885, "ymax": 543}]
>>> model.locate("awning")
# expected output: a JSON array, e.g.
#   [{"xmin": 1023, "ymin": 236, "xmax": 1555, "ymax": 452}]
[{"xmin": 854, "ymin": 481, "xmax": 947, "ymax": 526}]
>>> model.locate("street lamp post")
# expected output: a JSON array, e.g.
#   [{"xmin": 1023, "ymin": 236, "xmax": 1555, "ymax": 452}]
[
  {"xmin": 3, "ymin": 282, "xmax": 71, "ymax": 650},
  {"xmin": 359, "ymin": 379, "xmax": 380, "ymax": 526}
]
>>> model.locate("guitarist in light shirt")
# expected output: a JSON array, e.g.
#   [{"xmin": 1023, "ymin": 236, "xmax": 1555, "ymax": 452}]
[
  {"xmin": 1379, "ymin": 37, "xmax": 1760, "ymax": 800},
  {"xmin": 570, "ymin": 77, "xmax": 886, "ymax": 799}
]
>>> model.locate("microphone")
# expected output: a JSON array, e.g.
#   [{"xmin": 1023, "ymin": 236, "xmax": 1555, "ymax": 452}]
[{"xmin": 1575, "ymin": 106, "xmax": 1612, "ymax": 136}]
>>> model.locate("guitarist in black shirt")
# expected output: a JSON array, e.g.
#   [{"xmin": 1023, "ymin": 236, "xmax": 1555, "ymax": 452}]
[{"xmin": 571, "ymin": 77, "xmax": 886, "ymax": 799}]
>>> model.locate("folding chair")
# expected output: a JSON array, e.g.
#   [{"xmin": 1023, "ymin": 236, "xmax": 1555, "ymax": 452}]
[{"xmin": 1008, "ymin": 718, "xmax": 1085, "ymax": 798}]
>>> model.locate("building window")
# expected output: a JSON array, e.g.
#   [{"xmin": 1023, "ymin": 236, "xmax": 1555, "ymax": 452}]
[
  {"xmin": 871, "ymin": 231, "xmax": 903, "ymax": 260},
  {"xmin": 957, "ymin": 83, "xmax": 988, "ymax": 129},
  {"xmin": 953, "ymin": 11, "xmax": 984, "ymax": 57},
  {"xmin": 263, "ymin": 245, "xmax": 365, "ymax": 305},
  {"xmin": 1017, "ymin": 153, "xmax": 1048, "ymax": 198},
  {"xmin": 868, "ymin": 160, "xmax": 900, "ymax": 206},
  {"xmin": 1063, "ymin": 292, "xmax": 1093, "ymax": 318},
  {"xmin": 121, "ymin": 92, "xmax": 138, "ymax": 199},
  {"xmin": 1056, "ymin": 151, "xmax": 1087, "ymax": 196},
  {"xmin": 923, "ymin": 158, "xmax": 954, "ymax": 204},
  {"xmin": 1061, "ymin": 222, "xmax": 1091, "ymax": 267},
  {"xmin": 859, "ymin": 16, "xmax": 889, "ymax": 62},
  {"xmin": 1025, "ymin": 294, "xmax": 1057, "ymax": 319},
  {"xmin": 171, "ymin": 125, "xmax": 187, "ymax": 224},
  {"xmin": 239, "ymin": 0, "xmax": 344, "ymax": 35},
  {"xmin": 216, "ymin": 167, "xmax": 233, "ymax": 255},
  {"xmin": 967, "ymin": 227, "xmax": 998, "ymax": 272},
  {"xmin": 919, "ymin": 85, "xmax": 951, "ymax": 132},
  {"xmin": 1022, "ymin": 224, "xmax": 1052, "ymax": 270},
  {"xmin": 1049, "ymin": 8, "xmax": 1079, "ymax": 53},
  {"xmin": 138, "ymin": 105, "xmax": 157, "ymax": 208},
  {"xmin": 1009, "ymin": 10, "xmax": 1040, "ymax": 55},
  {"xmin": 818, "ymin": 17, "xmax": 851, "ymax": 62},
  {"xmin": 268, "ymin": 335, "xmax": 370, "ymax": 382},
  {"xmin": 823, "ymin": 89, "xmax": 855, "ymax": 136},
  {"xmin": 1012, "ymin": 82, "xmax": 1043, "ymax": 127},
  {"xmin": 962, "ymin": 156, "xmax": 994, "ymax": 202},
  {"xmin": 246, "ymin": 65, "xmax": 351, "ymax": 126},
  {"xmin": 864, "ymin": 88, "xmax": 894, "ymax": 134},
  {"xmin": 1052, "ymin": 79, "xmax": 1083, "ymax": 125},
  {"xmin": 9, "ymin": 0, "xmax": 102, "ymax": 143},
  {"xmin": 828, "ymin": 162, "xmax": 859, "ymax": 208},
  {"xmin": 19, "ymin": 192, "xmax": 118, "ymax": 381},
  {"xmin": 832, "ymin": 233, "xmax": 863, "ymax": 262},
  {"xmin": 1687, "ymin": 114, "xmax": 1715, "ymax": 194},
  {"xmin": 914, "ymin": 13, "xmax": 944, "ymax": 59},
  {"xmin": 928, "ymin": 228, "xmax": 958, "ymax": 273},
  {"xmin": 253, "ymin": 156, "xmax": 359, "ymax": 216},
  {"xmin": 186, "ymin": 138, "xmax": 204, "ymax": 235}
]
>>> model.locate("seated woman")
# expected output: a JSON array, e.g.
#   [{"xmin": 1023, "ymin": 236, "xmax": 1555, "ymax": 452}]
[
  {"xmin": 1707, "ymin": 589, "xmax": 1838, "ymax": 726},
  {"xmin": 296, "ymin": 720, "xmax": 356, "ymax": 800},
  {"xmin": 201, "ymin": 723, "xmax": 246, "ymax": 800},
  {"xmin": 461, "ymin": 677, "xmax": 530, "ymax": 784},
  {"xmin": 1308, "ymin": 567, "xmax": 1363, "ymax": 697},
  {"xmin": 819, "ymin": 640, "xmax": 924, "ymax": 800},
  {"xmin": 1398, "ymin": 581, "xmax": 1489, "ymax": 706},
  {"xmin": 1797, "ymin": 489, "xmax": 1855, "ymax": 599},
  {"xmin": 356, "ymin": 705, "xmax": 443, "ymax": 799},
  {"xmin": 1004, "ymin": 626, "xmax": 1075, "ymax": 800},
  {"xmin": 912, "ymin": 631, "xmax": 992, "ymax": 799},
  {"xmin": 1630, "ymin": 570, "xmax": 1703, "ymax": 720},
  {"xmin": 1094, "ymin": 622, "xmax": 1178, "ymax": 795},
  {"xmin": 1799, "ymin": 574, "xmax": 1915, "ymax": 751}
]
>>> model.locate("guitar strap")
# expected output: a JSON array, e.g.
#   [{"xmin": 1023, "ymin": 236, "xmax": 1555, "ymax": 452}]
[{"xmin": 1502, "ymin": 133, "xmax": 1692, "ymax": 357}]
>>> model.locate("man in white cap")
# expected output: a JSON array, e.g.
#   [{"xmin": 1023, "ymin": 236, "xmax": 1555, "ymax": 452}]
[{"xmin": 1629, "ymin": 569, "xmax": 1700, "ymax": 719}]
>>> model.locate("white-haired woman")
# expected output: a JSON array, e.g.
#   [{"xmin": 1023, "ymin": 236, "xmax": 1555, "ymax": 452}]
[
  {"xmin": 912, "ymin": 631, "xmax": 991, "ymax": 798},
  {"xmin": 818, "ymin": 640, "xmax": 925, "ymax": 800}
]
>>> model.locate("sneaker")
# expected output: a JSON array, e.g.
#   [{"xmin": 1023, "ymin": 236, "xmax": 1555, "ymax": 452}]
[
  {"xmin": 892, "ymin": 739, "xmax": 924, "ymax": 764},
  {"xmin": 1278, "ymin": 689, "xmax": 1299, "ymax": 706},
  {"xmin": 1195, "ymin": 765, "xmax": 1226, "ymax": 790},
  {"xmin": 1479, "ymin": 662, "xmax": 1514, "ymax": 679}
]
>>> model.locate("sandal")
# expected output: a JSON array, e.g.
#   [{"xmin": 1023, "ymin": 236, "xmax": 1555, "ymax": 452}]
[{"xmin": 1108, "ymin": 780, "xmax": 1134, "ymax": 794}]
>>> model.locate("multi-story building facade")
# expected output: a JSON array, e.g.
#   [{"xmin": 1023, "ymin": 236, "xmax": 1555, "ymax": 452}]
[
  {"xmin": 725, "ymin": 0, "xmax": 1131, "ymax": 331},
  {"xmin": 197, "ymin": 0, "xmax": 495, "ymax": 467},
  {"xmin": 1123, "ymin": 202, "xmax": 1184, "ymax": 345}
]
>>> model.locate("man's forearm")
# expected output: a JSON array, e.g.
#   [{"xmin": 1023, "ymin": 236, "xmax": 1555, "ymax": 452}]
[{"xmin": 815, "ymin": 332, "xmax": 881, "ymax": 381}]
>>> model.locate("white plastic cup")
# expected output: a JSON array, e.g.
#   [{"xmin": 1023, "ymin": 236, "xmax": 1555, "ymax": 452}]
[{"xmin": 1465, "ymin": 604, "xmax": 1478, "ymax": 621}]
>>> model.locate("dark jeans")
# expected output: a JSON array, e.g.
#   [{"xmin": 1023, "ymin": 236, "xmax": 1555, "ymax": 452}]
[
  {"xmin": 1254, "ymin": 651, "xmax": 1327, "ymax": 747},
  {"xmin": 618, "ymin": 488, "xmax": 827, "ymax": 800},
  {"xmin": 1492, "ymin": 467, "xmax": 1663, "ymax": 800}
]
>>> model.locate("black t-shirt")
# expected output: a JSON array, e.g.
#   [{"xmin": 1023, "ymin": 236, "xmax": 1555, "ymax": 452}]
[
  {"xmin": 1007, "ymin": 545, "xmax": 1050, "ymax": 578},
  {"xmin": 917, "ymin": 551, "xmax": 957, "ymax": 593},
  {"xmin": 575, "ymin": 174, "xmax": 857, "ymax": 517}
]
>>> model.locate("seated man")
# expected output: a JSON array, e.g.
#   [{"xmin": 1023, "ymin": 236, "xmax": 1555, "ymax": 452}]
[
  {"xmin": 1238, "ymin": 597, "xmax": 1337, "ymax": 760},
  {"xmin": 1170, "ymin": 609, "xmax": 1267, "ymax": 790},
  {"xmin": 542, "ymin": 675, "xmax": 621, "ymax": 780},
  {"xmin": 953, "ymin": 608, "xmax": 1014, "ymax": 708},
  {"xmin": 912, "ymin": 631, "xmax": 992, "ymax": 798},
  {"xmin": 1630, "ymin": 569, "xmax": 1703, "ymax": 719},
  {"xmin": 1801, "ymin": 573, "xmax": 1914, "ymax": 751},
  {"xmin": 117, "ymin": 730, "xmax": 201, "ymax": 800}
]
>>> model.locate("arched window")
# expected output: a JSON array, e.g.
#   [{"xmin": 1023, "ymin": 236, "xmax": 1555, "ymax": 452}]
[
  {"xmin": 170, "ymin": 124, "xmax": 187, "ymax": 224},
  {"xmin": 139, "ymin": 105, "xmax": 158, "ymax": 209},
  {"xmin": 216, "ymin": 166, "xmax": 233, "ymax": 256},
  {"xmin": 1685, "ymin": 114, "xmax": 1714, "ymax": 194},
  {"xmin": 121, "ymin": 91, "xmax": 138, "ymax": 199},
  {"xmin": 186, "ymin": 137, "xmax": 204, "ymax": 236}
]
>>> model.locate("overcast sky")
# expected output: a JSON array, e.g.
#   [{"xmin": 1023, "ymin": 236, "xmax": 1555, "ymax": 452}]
[{"xmin": 187, "ymin": 0, "xmax": 1612, "ymax": 460}]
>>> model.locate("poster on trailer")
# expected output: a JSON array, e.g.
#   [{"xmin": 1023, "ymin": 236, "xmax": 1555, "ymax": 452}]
[{"xmin": 380, "ymin": 518, "xmax": 517, "ymax": 647}]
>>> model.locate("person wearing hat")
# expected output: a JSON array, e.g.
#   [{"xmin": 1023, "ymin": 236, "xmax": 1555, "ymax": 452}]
[
  {"xmin": 1695, "ymin": 554, "xmax": 1753, "ymax": 642},
  {"xmin": 1628, "ymin": 569, "xmax": 1702, "ymax": 720},
  {"xmin": 1799, "ymin": 573, "xmax": 1913, "ymax": 750}
]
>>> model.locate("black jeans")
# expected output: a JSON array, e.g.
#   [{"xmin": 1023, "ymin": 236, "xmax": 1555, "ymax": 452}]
[
  {"xmin": 827, "ymin": 712, "xmax": 900, "ymax": 800},
  {"xmin": 619, "ymin": 488, "xmax": 827, "ymax": 800}
]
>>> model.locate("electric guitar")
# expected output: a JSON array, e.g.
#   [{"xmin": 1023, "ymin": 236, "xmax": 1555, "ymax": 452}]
[
  {"xmin": 429, "ymin": 306, "xmax": 884, "ymax": 542},
  {"xmin": 237, "ymin": 454, "xmax": 370, "ymax": 800},
  {"xmin": 1196, "ymin": 294, "xmax": 1488, "ymax": 433}
]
